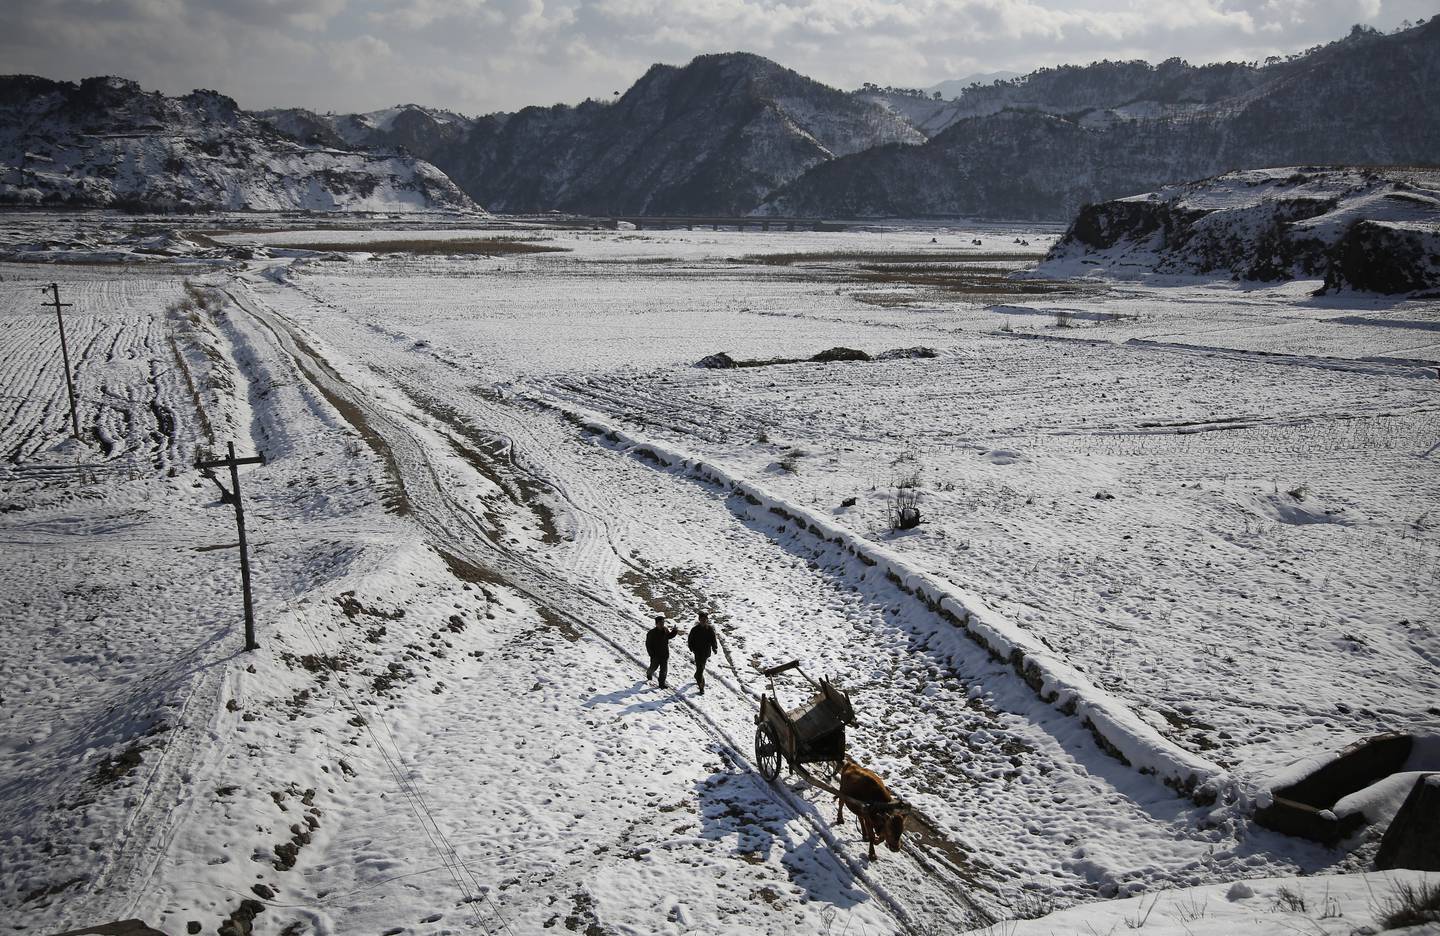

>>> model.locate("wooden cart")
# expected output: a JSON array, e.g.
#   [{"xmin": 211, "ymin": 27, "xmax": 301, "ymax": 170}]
[{"xmin": 753, "ymin": 659, "xmax": 856, "ymax": 786}]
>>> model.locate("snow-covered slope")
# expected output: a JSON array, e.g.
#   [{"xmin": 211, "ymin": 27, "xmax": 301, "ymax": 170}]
[
  {"xmin": 762, "ymin": 20, "xmax": 1440, "ymax": 219},
  {"xmin": 852, "ymin": 88, "xmax": 972, "ymax": 138},
  {"xmin": 0, "ymin": 77, "xmax": 479, "ymax": 212},
  {"xmin": 1037, "ymin": 167, "xmax": 1440, "ymax": 293}
]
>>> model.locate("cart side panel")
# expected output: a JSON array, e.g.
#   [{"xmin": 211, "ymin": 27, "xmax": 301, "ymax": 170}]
[
  {"xmin": 820, "ymin": 678, "xmax": 856, "ymax": 726},
  {"xmin": 760, "ymin": 694, "xmax": 800, "ymax": 761}
]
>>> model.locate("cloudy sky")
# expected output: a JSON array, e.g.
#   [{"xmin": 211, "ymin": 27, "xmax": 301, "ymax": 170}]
[{"xmin": 3, "ymin": 0, "xmax": 1431, "ymax": 115}]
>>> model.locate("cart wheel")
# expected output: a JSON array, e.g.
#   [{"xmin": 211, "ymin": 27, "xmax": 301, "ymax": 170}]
[{"xmin": 755, "ymin": 724, "xmax": 781, "ymax": 781}]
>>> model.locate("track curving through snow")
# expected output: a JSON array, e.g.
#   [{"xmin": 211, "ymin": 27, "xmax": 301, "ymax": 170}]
[{"xmin": 224, "ymin": 281, "xmax": 992, "ymax": 933}]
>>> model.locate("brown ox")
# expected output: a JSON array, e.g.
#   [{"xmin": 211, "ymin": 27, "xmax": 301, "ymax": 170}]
[{"xmin": 836, "ymin": 758, "xmax": 906, "ymax": 859}]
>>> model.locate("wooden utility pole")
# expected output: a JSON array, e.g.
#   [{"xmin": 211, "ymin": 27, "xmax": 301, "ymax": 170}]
[
  {"xmin": 196, "ymin": 442, "xmax": 267, "ymax": 651},
  {"xmin": 41, "ymin": 283, "xmax": 81, "ymax": 441}
]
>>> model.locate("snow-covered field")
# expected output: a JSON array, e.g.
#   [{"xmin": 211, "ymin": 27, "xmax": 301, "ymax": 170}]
[{"xmin": 2, "ymin": 217, "xmax": 1436, "ymax": 936}]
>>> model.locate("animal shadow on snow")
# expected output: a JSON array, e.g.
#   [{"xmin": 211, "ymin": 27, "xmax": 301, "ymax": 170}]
[{"xmin": 695, "ymin": 765, "xmax": 870, "ymax": 908}]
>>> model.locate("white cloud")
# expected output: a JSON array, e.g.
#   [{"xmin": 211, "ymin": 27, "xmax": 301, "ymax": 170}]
[
  {"xmin": 1, "ymin": 0, "xmax": 1431, "ymax": 114},
  {"xmin": 320, "ymin": 34, "xmax": 394, "ymax": 83}
]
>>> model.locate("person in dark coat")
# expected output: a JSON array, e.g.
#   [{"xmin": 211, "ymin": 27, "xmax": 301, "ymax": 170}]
[
  {"xmin": 688, "ymin": 610, "xmax": 719, "ymax": 695},
  {"xmin": 645, "ymin": 614, "xmax": 679, "ymax": 687}
]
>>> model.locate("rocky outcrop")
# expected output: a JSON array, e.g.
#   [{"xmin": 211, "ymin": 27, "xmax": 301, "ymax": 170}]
[
  {"xmin": 260, "ymin": 103, "xmax": 471, "ymax": 160},
  {"xmin": 1037, "ymin": 167, "xmax": 1440, "ymax": 293},
  {"xmin": 1324, "ymin": 220, "xmax": 1440, "ymax": 294}
]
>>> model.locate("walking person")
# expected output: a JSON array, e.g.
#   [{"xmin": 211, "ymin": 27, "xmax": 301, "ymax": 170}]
[
  {"xmin": 688, "ymin": 610, "xmax": 719, "ymax": 695},
  {"xmin": 645, "ymin": 614, "xmax": 679, "ymax": 688}
]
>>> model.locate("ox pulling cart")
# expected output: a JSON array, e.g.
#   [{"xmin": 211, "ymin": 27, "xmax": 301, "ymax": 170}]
[{"xmin": 753, "ymin": 659, "xmax": 908, "ymax": 856}]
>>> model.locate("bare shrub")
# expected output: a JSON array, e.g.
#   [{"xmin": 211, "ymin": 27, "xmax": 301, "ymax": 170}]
[
  {"xmin": 1011, "ymin": 891, "xmax": 1056, "ymax": 920},
  {"xmin": 777, "ymin": 448, "xmax": 804, "ymax": 473},
  {"xmin": 1271, "ymin": 885, "xmax": 1306, "ymax": 913},
  {"xmin": 1175, "ymin": 893, "xmax": 1208, "ymax": 923},
  {"xmin": 1054, "ymin": 309, "xmax": 1072, "ymax": 328},
  {"xmin": 169, "ymin": 280, "xmax": 226, "ymax": 320},
  {"xmin": 1123, "ymin": 893, "xmax": 1160, "ymax": 929},
  {"xmin": 888, "ymin": 468, "xmax": 923, "ymax": 530},
  {"xmin": 1380, "ymin": 878, "xmax": 1440, "ymax": 929}
]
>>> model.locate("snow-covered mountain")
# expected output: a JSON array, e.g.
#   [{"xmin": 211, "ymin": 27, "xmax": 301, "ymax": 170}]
[
  {"xmin": 10, "ymin": 20, "xmax": 1436, "ymax": 220},
  {"xmin": 259, "ymin": 103, "xmax": 472, "ymax": 159},
  {"xmin": 261, "ymin": 53, "xmax": 923, "ymax": 217},
  {"xmin": 450, "ymin": 52, "xmax": 922, "ymax": 215},
  {"xmin": 1037, "ymin": 166, "xmax": 1440, "ymax": 293},
  {"xmin": 761, "ymin": 20, "xmax": 1440, "ymax": 220},
  {"xmin": 0, "ymin": 77, "xmax": 478, "ymax": 212}
]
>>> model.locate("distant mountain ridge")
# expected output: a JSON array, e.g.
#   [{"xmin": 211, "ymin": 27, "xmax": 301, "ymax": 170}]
[
  {"xmin": 261, "ymin": 52, "xmax": 922, "ymax": 216},
  {"xmin": 926, "ymin": 72, "xmax": 1021, "ymax": 99},
  {"xmin": 260, "ymin": 103, "xmax": 472, "ymax": 161},
  {"xmin": 0, "ymin": 76, "xmax": 477, "ymax": 212},
  {"xmin": 762, "ymin": 20, "xmax": 1440, "ymax": 219},
  {"xmin": 3, "ymin": 21, "xmax": 1436, "ymax": 218}
]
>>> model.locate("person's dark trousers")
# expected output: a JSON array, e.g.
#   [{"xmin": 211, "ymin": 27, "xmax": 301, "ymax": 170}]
[
  {"xmin": 647, "ymin": 654, "xmax": 669, "ymax": 687},
  {"xmin": 694, "ymin": 654, "xmax": 711, "ymax": 694}
]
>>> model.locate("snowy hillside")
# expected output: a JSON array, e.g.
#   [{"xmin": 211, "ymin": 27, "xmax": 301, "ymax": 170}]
[
  {"xmin": 1038, "ymin": 167, "xmax": 1440, "ymax": 293},
  {"xmin": 21, "ymin": 21, "xmax": 1431, "ymax": 222},
  {"xmin": 0, "ymin": 77, "xmax": 479, "ymax": 212},
  {"xmin": 762, "ymin": 19, "xmax": 1440, "ymax": 219}
]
